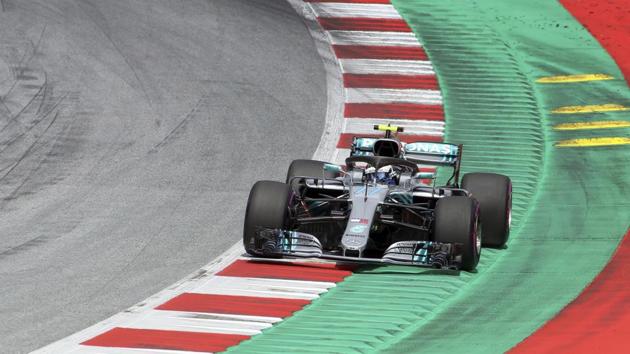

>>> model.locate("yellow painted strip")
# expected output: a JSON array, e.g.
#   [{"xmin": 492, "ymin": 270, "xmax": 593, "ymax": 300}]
[
  {"xmin": 556, "ymin": 137, "xmax": 630, "ymax": 147},
  {"xmin": 554, "ymin": 121, "xmax": 630, "ymax": 130},
  {"xmin": 552, "ymin": 104, "xmax": 629, "ymax": 114},
  {"xmin": 537, "ymin": 74, "xmax": 614, "ymax": 83}
]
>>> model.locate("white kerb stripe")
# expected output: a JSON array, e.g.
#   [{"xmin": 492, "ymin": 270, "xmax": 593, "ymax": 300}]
[
  {"xmin": 344, "ymin": 118, "xmax": 445, "ymax": 135},
  {"xmin": 328, "ymin": 31, "xmax": 421, "ymax": 47},
  {"xmin": 309, "ymin": 3, "xmax": 402, "ymax": 19},
  {"xmin": 30, "ymin": 242, "xmax": 245, "ymax": 354},
  {"xmin": 125, "ymin": 310, "xmax": 272, "ymax": 336},
  {"xmin": 346, "ymin": 88, "xmax": 443, "ymax": 105},
  {"xmin": 340, "ymin": 59, "xmax": 434, "ymax": 75},
  {"xmin": 193, "ymin": 276, "xmax": 333, "ymax": 300},
  {"xmin": 150, "ymin": 311, "xmax": 281, "ymax": 325}
]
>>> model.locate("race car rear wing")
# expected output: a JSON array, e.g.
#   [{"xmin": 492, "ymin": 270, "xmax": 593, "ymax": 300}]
[
  {"xmin": 350, "ymin": 125, "xmax": 460, "ymax": 166},
  {"xmin": 405, "ymin": 142, "xmax": 463, "ymax": 186},
  {"xmin": 403, "ymin": 142, "xmax": 459, "ymax": 167},
  {"xmin": 349, "ymin": 124, "xmax": 464, "ymax": 186}
]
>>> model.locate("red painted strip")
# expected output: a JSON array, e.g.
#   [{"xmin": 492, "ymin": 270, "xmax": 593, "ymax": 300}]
[
  {"xmin": 318, "ymin": 18, "xmax": 411, "ymax": 32},
  {"xmin": 333, "ymin": 45, "xmax": 427, "ymax": 60},
  {"xmin": 82, "ymin": 327, "xmax": 248, "ymax": 353},
  {"xmin": 337, "ymin": 133, "xmax": 442, "ymax": 148},
  {"xmin": 344, "ymin": 74, "xmax": 439, "ymax": 89},
  {"xmin": 306, "ymin": 0, "xmax": 391, "ymax": 3},
  {"xmin": 510, "ymin": 228, "xmax": 630, "ymax": 353},
  {"xmin": 156, "ymin": 293, "xmax": 310, "ymax": 318},
  {"xmin": 560, "ymin": 0, "xmax": 630, "ymax": 85},
  {"xmin": 218, "ymin": 260, "xmax": 353, "ymax": 282},
  {"xmin": 345, "ymin": 103, "xmax": 444, "ymax": 120}
]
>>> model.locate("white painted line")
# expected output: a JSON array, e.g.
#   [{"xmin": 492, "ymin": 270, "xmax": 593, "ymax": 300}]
[
  {"xmin": 334, "ymin": 149, "xmax": 352, "ymax": 165},
  {"xmin": 345, "ymin": 88, "xmax": 442, "ymax": 104},
  {"xmin": 309, "ymin": 3, "xmax": 402, "ymax": 19},
  {"xmin": 344, "ymin": 118, "xmax": 445, "ymax": 135},
  {"xmin": 125, "ymin": 310, "xmax": 272, "ymax": 336},
  {"xmin": 154, "ymin": 310, "xmax": 282, "ymax": 325},
  {"xmin": 288, "ymin": 0, "xmax": 345, "ymax": 163},
  {"xmin": 328, "ymin": 31, "xmax": 421, "ymax": 47},
  {"xmin": 32, "ymin": 243, "xmax": 245, "ymax": 354},
  {"xmin": 339, "ymin": 59, "xmax": 434, "ymax": 75},
  {"xmin": 195, "ymin": 276, "xmax": 333, "ymax": 300}
]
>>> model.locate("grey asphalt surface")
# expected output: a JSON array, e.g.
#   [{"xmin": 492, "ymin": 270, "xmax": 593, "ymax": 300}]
[{"xmin": 0, "ymin": 0, "xmax": 326, "ymax": 352}]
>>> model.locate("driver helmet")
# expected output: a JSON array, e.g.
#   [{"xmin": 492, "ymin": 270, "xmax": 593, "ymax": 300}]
[{"xmin": 376, "ymin": 165, "xmax": 396, "ymax": 185}]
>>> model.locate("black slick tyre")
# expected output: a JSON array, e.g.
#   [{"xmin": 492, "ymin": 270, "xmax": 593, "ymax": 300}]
[
  {"xmin": 433, "ymin": 196, "xmax": 481, "ymax": 271},
  {"xmin": 461, "ymin": 173, "xmax": 512, "ymax": 248},
  {"xmin": 243, "ymin": 180, "xmax": 291, "ymax": 256}
]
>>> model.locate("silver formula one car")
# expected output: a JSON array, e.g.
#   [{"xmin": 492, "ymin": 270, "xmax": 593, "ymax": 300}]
[{"xmin": 243, "ymin": 125, "xmax": 511, "ymax": 271}]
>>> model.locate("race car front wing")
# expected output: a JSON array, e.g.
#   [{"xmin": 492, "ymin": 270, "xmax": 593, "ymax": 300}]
[{"xmin": 249, "ymin": 228, "xmax": 463, "ymax": 270}]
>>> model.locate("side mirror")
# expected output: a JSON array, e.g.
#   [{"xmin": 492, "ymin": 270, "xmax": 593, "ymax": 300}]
[{"xmin": 324, "ymin": 163, "xmax": 343, "ymax": 173}]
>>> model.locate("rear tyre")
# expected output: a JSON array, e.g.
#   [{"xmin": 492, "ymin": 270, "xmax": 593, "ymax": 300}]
[
  {"xmin": 461, "ymin": 173, "xmax": 512, "ymax": 248},
  {"xmin": 243, "ymin": 181, "xmax": 291, "ymax": 256},
  {"xmin": 286, "ymin": 159, "xmax": 338, "ymax": 184},
  {"xmin": 433, "ymin": 196, "xmax": 481, "ymax": 271}
]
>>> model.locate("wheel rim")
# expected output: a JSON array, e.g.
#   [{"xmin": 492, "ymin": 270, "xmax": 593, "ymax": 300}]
[
  {"xmin": 475, "ymin": 219, "xmax": 482, "ymax": 256},
  {"xmin": 474, "ymin": 207, "xmax": 481, "ymax": 256},
  {"xmin": 506, "ymin": 182, "xmax": 513, "ymax": 233}
]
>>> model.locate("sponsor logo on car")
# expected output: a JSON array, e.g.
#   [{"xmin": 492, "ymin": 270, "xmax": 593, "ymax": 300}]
[
  {"xmin": 405, "ymin": 142, "xmax": 456, "ymax": 155},
  {"xmin": 350, "ymin": 224, "xmax": 367, "ymax": 233},
  {"xmin": 350, "ymin": 218, "xmax": 369, "ymax": 224}
]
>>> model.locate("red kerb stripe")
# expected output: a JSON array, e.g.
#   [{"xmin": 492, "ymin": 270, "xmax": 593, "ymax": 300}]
[
  {"xmin": 333, "ymin": 45, "xmax": 427, "ymax": 60},
  {"xmin": 510, "ymin": 228, "xmax": 630, "ymax": 353},
  {"xmin": 318, "ymin": 18, "xmax": 411, "ymax": 32},
  {"xmin": 337, "ymin": 133, "xmax": 442, "ymax": 148},
  {"xmin": 560, "ymin": 0, "xmax": 630, "ymax": 86},
  {"xmin": 306, "ymin": 0, "xmax": 391, "ymax": 3},
  {"xmin": 156, "ymin": 293, "xmax": 310, "ymax": 318},
  {"xmin": 344, "ymin": 74, "xmax": 439, "ymax": 89},
  {"xmin": 82, "ymin": 327, "xmax": 248, "ymax": 353},
  {"xmin": 218, "ymin": 260, "xmax": 353, "ymax": 282},
  {"xmin": 345, "ymin": 103, "xmax": 444, "ymax": 120}
]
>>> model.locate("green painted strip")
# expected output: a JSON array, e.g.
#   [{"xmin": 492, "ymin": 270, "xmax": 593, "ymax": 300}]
[{"xmin": 227, "ymin": 1, "xmax": 630, "ymax": 353}]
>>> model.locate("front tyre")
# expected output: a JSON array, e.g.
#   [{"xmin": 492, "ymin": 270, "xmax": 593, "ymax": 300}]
[
  {"xmin": 243, "ymin": 181, "xmax": 291, "ymax": 256},
  {"xmin": 461, "ymin": 173, "xmax": 512, "ymax": 248},
  {"xmin": 433, "ymin": 196, "xmax": 481, "ymax": 271}
]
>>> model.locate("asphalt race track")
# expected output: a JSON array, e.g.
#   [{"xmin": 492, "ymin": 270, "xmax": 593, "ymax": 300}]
[{"xmin": 0, "ymin": 0, "xmax": 326, "ymax": 351}]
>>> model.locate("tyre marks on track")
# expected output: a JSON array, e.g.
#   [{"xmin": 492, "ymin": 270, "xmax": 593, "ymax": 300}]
[
  {"xmin": 34, "ymin": 0, "xmax": 445, "ymax": 352},
  {"xmin": 0, "ymin": 38, "xmax": 83, "ymax": 211}
]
